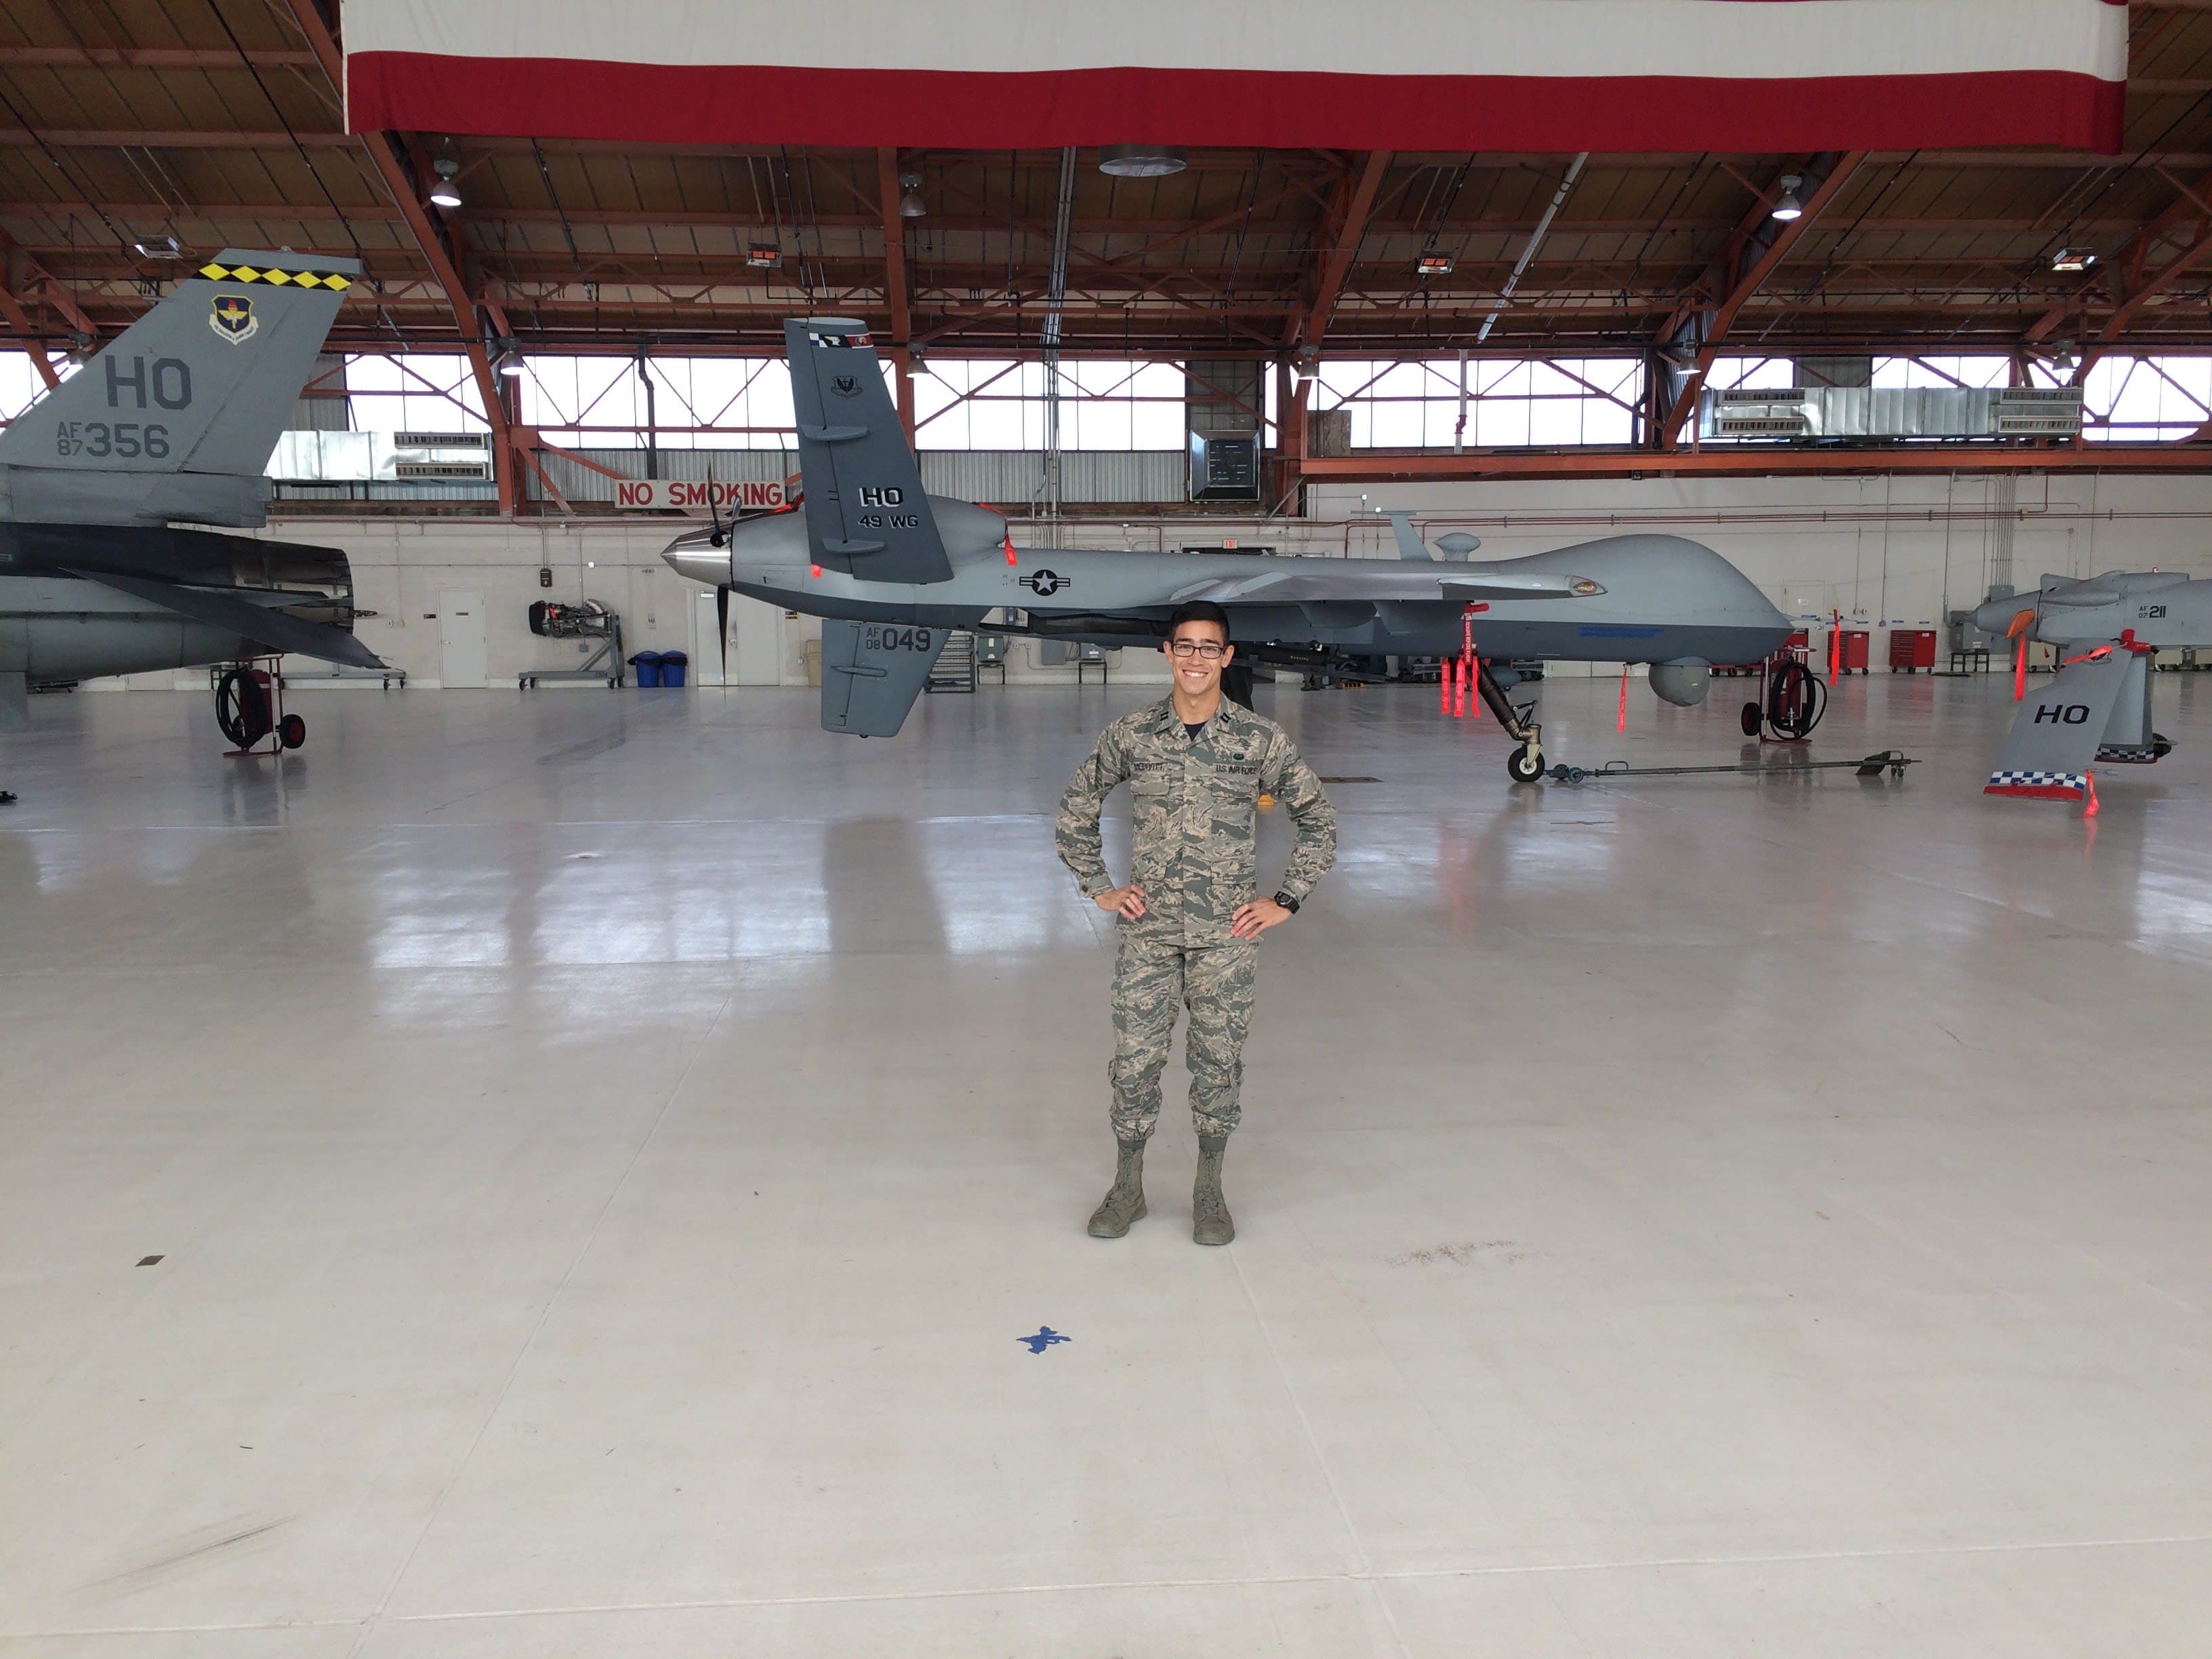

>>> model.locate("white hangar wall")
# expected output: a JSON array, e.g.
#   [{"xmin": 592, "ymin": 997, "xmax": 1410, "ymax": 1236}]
[{"xmin": 79, "ymin": 469, "xmax": 2212, "ymax": 692}]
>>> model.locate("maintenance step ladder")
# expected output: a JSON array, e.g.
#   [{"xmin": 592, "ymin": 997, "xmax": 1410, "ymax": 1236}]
[{"xmin": 928, "ymin": 628, "xmax": 977, "ymax": 693}]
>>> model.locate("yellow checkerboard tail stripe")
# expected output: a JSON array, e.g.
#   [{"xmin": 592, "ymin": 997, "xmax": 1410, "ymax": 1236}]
[{"xmin": 197, "ymin": 262, "xmax": 352, "ymax": 291}]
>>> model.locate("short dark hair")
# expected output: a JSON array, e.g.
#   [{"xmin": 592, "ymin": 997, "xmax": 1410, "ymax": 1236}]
[{"xmin": 1166, "ymin": 600, "xmax": 1231, "ymax": 642}]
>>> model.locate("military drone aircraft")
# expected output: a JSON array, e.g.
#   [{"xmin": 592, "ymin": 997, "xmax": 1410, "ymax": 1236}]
[
  {"xmin": 0, "ymin": 247, "xmax": 381, "ymax": 743},
  {"xmin": 665, "ymin": 317, "xmax": 1790, "ymax": 780},
  {"xmin": 1973, "ymin": 571, "xmax": 2210, "ymax": 802}
]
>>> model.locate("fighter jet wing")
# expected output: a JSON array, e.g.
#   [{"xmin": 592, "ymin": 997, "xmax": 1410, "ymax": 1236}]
[
  {"xmin": 819, "ymin": 618, "xmax": 948, "ymax": 737},
  {"xmin": 66, "ymin": 569, "xmax": 384, "ymax": 669},
  {"xmin": 1166, "ymin": 564, "xmax": 1603, "ymax": 605},
  {"xmin": 1984, "ymin": 645, "xmax": 2133, "ymax": 800}
]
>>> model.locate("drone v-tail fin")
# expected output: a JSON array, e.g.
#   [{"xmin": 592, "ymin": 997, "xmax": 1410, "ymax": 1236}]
[
  {"xmin": 820, "ymin": 619, "xmax": 948, "ymax": 737},
  {"xmin": 783, "ymin": 319, "xmax": 952, "ymax": 586}
]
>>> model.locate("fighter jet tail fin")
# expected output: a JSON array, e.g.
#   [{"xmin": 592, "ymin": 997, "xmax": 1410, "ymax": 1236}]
[
  {"xmin": 0, "ymin": 249, "xmax": 359, "ymax": 480},
  {"xmin": 1984, "ymin": 643, "xmax": 2138, "ymax": 801},
  {"xmin": 783, "ymin": 319, "xmax": 954, "ymax": 586},
  {"xmin": 819, "ymin": 619, "xmax": 947, "ymax": 737}
]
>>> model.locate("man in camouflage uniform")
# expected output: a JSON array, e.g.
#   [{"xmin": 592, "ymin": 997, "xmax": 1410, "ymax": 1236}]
[{"xmin": 1056, "ymin": 600, "xmax": 1336, "ymax": 1245}]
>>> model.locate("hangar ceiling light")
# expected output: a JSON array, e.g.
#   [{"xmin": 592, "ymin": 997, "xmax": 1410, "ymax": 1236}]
[
  {"xmin": 2051, "ymin": 248, "xmax": 2097, "ymax": 272},
  {"xmin": 493, "ymin": 338, "xmax": 525, "ymax": 377},
  {"xmin": 429, "ymin": 158, "xmax": 462, "ymax": 209},
  {"xmin": 1416, "ymin": 253, "xmax": 1455, "ymax": 277},
  {"xmin": 1770, "ymin": 174, "xmax": 1804, "ymax": 222},
  {"xmin": 898, "ymin": 172, "xmax": 927, "ymax": 218},
  {"xmin": 1097, "ymin": 144, "xmax": 1187, "ymax": 179},
  {"xmin": 746, "ymin": 244, "xmax": 782, "ymax": 268},
  {"xmin": 133, "ymin": 234, "xmax": 182, "ymax": 260}
]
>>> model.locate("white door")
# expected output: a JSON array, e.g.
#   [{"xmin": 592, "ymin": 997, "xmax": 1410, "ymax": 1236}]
[
  {"xmin": 691, "ymin": 589, "xmax": 728, "ymax": 687},
  {"xmin": 438, "ymin": 590, "xmax": 487, "ymax": 688},
  {"xmin": 731, "ymin": 593, "xmax": 782, "ymax": 686}
]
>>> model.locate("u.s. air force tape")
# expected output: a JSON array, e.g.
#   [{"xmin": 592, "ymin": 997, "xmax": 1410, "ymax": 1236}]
[{"xmin": 196, "ymin": 262, "xmax": 352, "ymax": 292}]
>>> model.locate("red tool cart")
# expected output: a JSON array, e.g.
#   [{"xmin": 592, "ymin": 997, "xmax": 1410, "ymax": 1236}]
[
  {"xmin": 1887, "ymin": 628, "xmax": 1938, "ymax": 672},
  {"xmin": 1834, "ymin": 628, "xmax": 1871, "ymax": 674}
]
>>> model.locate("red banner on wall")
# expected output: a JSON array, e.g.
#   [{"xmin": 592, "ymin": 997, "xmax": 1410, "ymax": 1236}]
[{"xmin": 343, "ymin": 0, "xmax": 2129, "ymax": 154}]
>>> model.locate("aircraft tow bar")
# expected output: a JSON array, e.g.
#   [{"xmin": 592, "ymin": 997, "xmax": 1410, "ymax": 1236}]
[{"xmin": 1544, "ymin": 750, "xmax": 1917, "ymax": 785}]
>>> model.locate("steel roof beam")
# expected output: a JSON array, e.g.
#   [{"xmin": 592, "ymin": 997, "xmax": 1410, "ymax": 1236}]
[
  {"xmin": 1657, "ymin": 152, "xmax": 1866, "ymax": 448},
  {"xmin": 1298, "ymin": 444, "xmax": 2212, "ymax": 483},
  {"xmin": 1288, "ymin": 151, "xmax": 1391, "ymax": 355},
  {"xmin": 0, "ymin": 47, "xmax": 319, "ymax": 69},
  {"xmin": 279, "ymin": 0, "xmax": 517, "ymax": 513}
]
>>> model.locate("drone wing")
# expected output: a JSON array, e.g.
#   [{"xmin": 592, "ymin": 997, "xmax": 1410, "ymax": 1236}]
[{"xmin": 1166, "ymin": 563, "xmax": 1601, "ymax": 606}]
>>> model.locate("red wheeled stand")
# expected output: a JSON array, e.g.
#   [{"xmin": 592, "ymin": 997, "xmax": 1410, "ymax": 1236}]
[
  {"xmin": 1887, "ymin": 628, "xmax": 1938, "ymax": 672},
  {"xmin": 211, "ymin": 656, "xmax": 307, "ymax": 757},
  {"xmin": 1738, "ymin": 638, "xmax": 1827, "ymax": 741}
]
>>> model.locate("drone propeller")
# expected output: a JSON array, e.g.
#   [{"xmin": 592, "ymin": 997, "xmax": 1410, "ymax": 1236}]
[
  {"xmin": 703, "ymin": 465, "xmax": 733, "ymax": 680},
  {"xmin": 705, "ymin": 463, "xmax": 728, "ymax": 548}
]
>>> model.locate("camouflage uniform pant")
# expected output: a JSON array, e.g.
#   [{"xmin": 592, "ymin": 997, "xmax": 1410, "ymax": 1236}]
[{"xmin": 1108, "ymin": 933, "xmax": 1260, "ymax": 1141}]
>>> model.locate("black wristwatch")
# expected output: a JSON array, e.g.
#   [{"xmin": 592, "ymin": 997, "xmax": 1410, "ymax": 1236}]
[{"xmin": 1272, "ymin": 891, "xmax": 1300, "ymax": 914}]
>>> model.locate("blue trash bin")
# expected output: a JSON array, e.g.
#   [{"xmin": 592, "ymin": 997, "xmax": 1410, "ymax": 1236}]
[
  {"xmin": 659, "ymin": 650, "xmax": 688, "ymax": 689},
  {"xmin": 628, "ymin": 651, "xmax": 663, "ymax": 689}
]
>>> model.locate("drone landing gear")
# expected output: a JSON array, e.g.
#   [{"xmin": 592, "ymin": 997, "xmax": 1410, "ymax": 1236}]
[{"xmin": 1466, "ymin": 657, "xmax": 1546, "ymax": 783}]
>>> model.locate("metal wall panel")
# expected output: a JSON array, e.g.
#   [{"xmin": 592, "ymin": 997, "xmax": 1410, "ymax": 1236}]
[
  {"xmin": 531, "ymin": 447, "xmax": 1183, "ymax": 506},
  {"xmin": 535, "ymin": 447, "xmax": 796, "ymax": 502}
]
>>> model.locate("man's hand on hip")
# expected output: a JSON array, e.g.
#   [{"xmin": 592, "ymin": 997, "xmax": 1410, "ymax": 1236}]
[
  {"xmin": 1096, "ymin": 884, "xmax": 1147, "ymax": 921},
  {"xmin": 1230, "ymin": 897, "xmax": 1292, "ymax": 939}
]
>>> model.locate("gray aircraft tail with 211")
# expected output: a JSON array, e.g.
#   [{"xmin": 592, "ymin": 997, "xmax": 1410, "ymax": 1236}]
[
  {"xmin": 1972, "ymin": 571, "xmax": 2212, "ymax": 804},
  {"xmin": 664, "ymin": 317, "xmax": 1791, "ymax": 779}
]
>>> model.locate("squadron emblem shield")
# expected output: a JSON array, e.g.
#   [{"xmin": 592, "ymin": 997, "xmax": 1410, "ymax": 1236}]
[{"xmin": 209, "ymin": 293, "xmax": 258, "ymax": 344}]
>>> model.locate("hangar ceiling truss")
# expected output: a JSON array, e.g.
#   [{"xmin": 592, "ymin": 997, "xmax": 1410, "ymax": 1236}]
[{"xmin": 1, "ymin": 1, "xmax": 2211, "ymax": 492}]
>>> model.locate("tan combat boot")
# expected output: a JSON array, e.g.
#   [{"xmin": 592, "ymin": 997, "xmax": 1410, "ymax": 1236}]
[
  {"xmin": 1193, "ymin": 1134, "xmax": 1235, "ymax": 1245},
  {"xmin": 1087, "ymin": 1137, "xmax": 1149, "ymax": 1237}
]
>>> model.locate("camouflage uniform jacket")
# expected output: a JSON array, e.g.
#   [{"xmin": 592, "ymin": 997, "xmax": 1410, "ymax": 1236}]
[{"xmin": 1057, "ymin": 697, "xmax": 1336, "ymax": 945}]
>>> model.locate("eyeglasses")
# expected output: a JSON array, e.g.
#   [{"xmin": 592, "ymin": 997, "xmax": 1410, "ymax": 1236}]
[{"xmin": 1168, "ymin": 639, "xmax": 1227, "ymax": 659}]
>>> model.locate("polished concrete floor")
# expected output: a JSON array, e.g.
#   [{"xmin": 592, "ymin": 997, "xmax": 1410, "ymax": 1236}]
[{"xmin": 5, "ymin": 671, "xmax": 2211, "ymax": 1658}]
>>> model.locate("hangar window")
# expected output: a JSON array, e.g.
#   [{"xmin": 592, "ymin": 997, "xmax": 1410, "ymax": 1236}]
[
  {"xmin": 1312, "ymin": 357, "xmax": 1640, "ymax": 448},
  {"xmin": 636, "ymin": 358, "xmax": 799, "ymax": 449},
  {"xmin": 514, "ymin": 356, "xmax": 810, "ymax": 451},
  {"xmin": 340, "ymin": 354, "xmax": 491, "ymax": 434},
  {"xmin": 2070, "ymin": 355, "xmax": 2212, "ymax": 443},
  {"xmin": 0, "ymin": 350, "xmax": 77, "ymax": 423},
  {"xmin": 1870, "ymin": 356, "xmax": 2012, "ymax": 389},
  {"xmin": 912, "ymin": 359, "xmax": 1185, "ymax": 451},
  {"xmin": 1702, "ymin": 356, "xmax": 1799, "ymax": 393}
]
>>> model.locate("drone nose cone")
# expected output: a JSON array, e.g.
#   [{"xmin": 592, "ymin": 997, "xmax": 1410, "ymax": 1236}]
[
  {"xmin": 1972, "ymin": 596, "xmax": 2028, "ymax": 637},
  {"xmin": 662, "ymin": 535, "xmax": 731, "ymax": 587}
]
